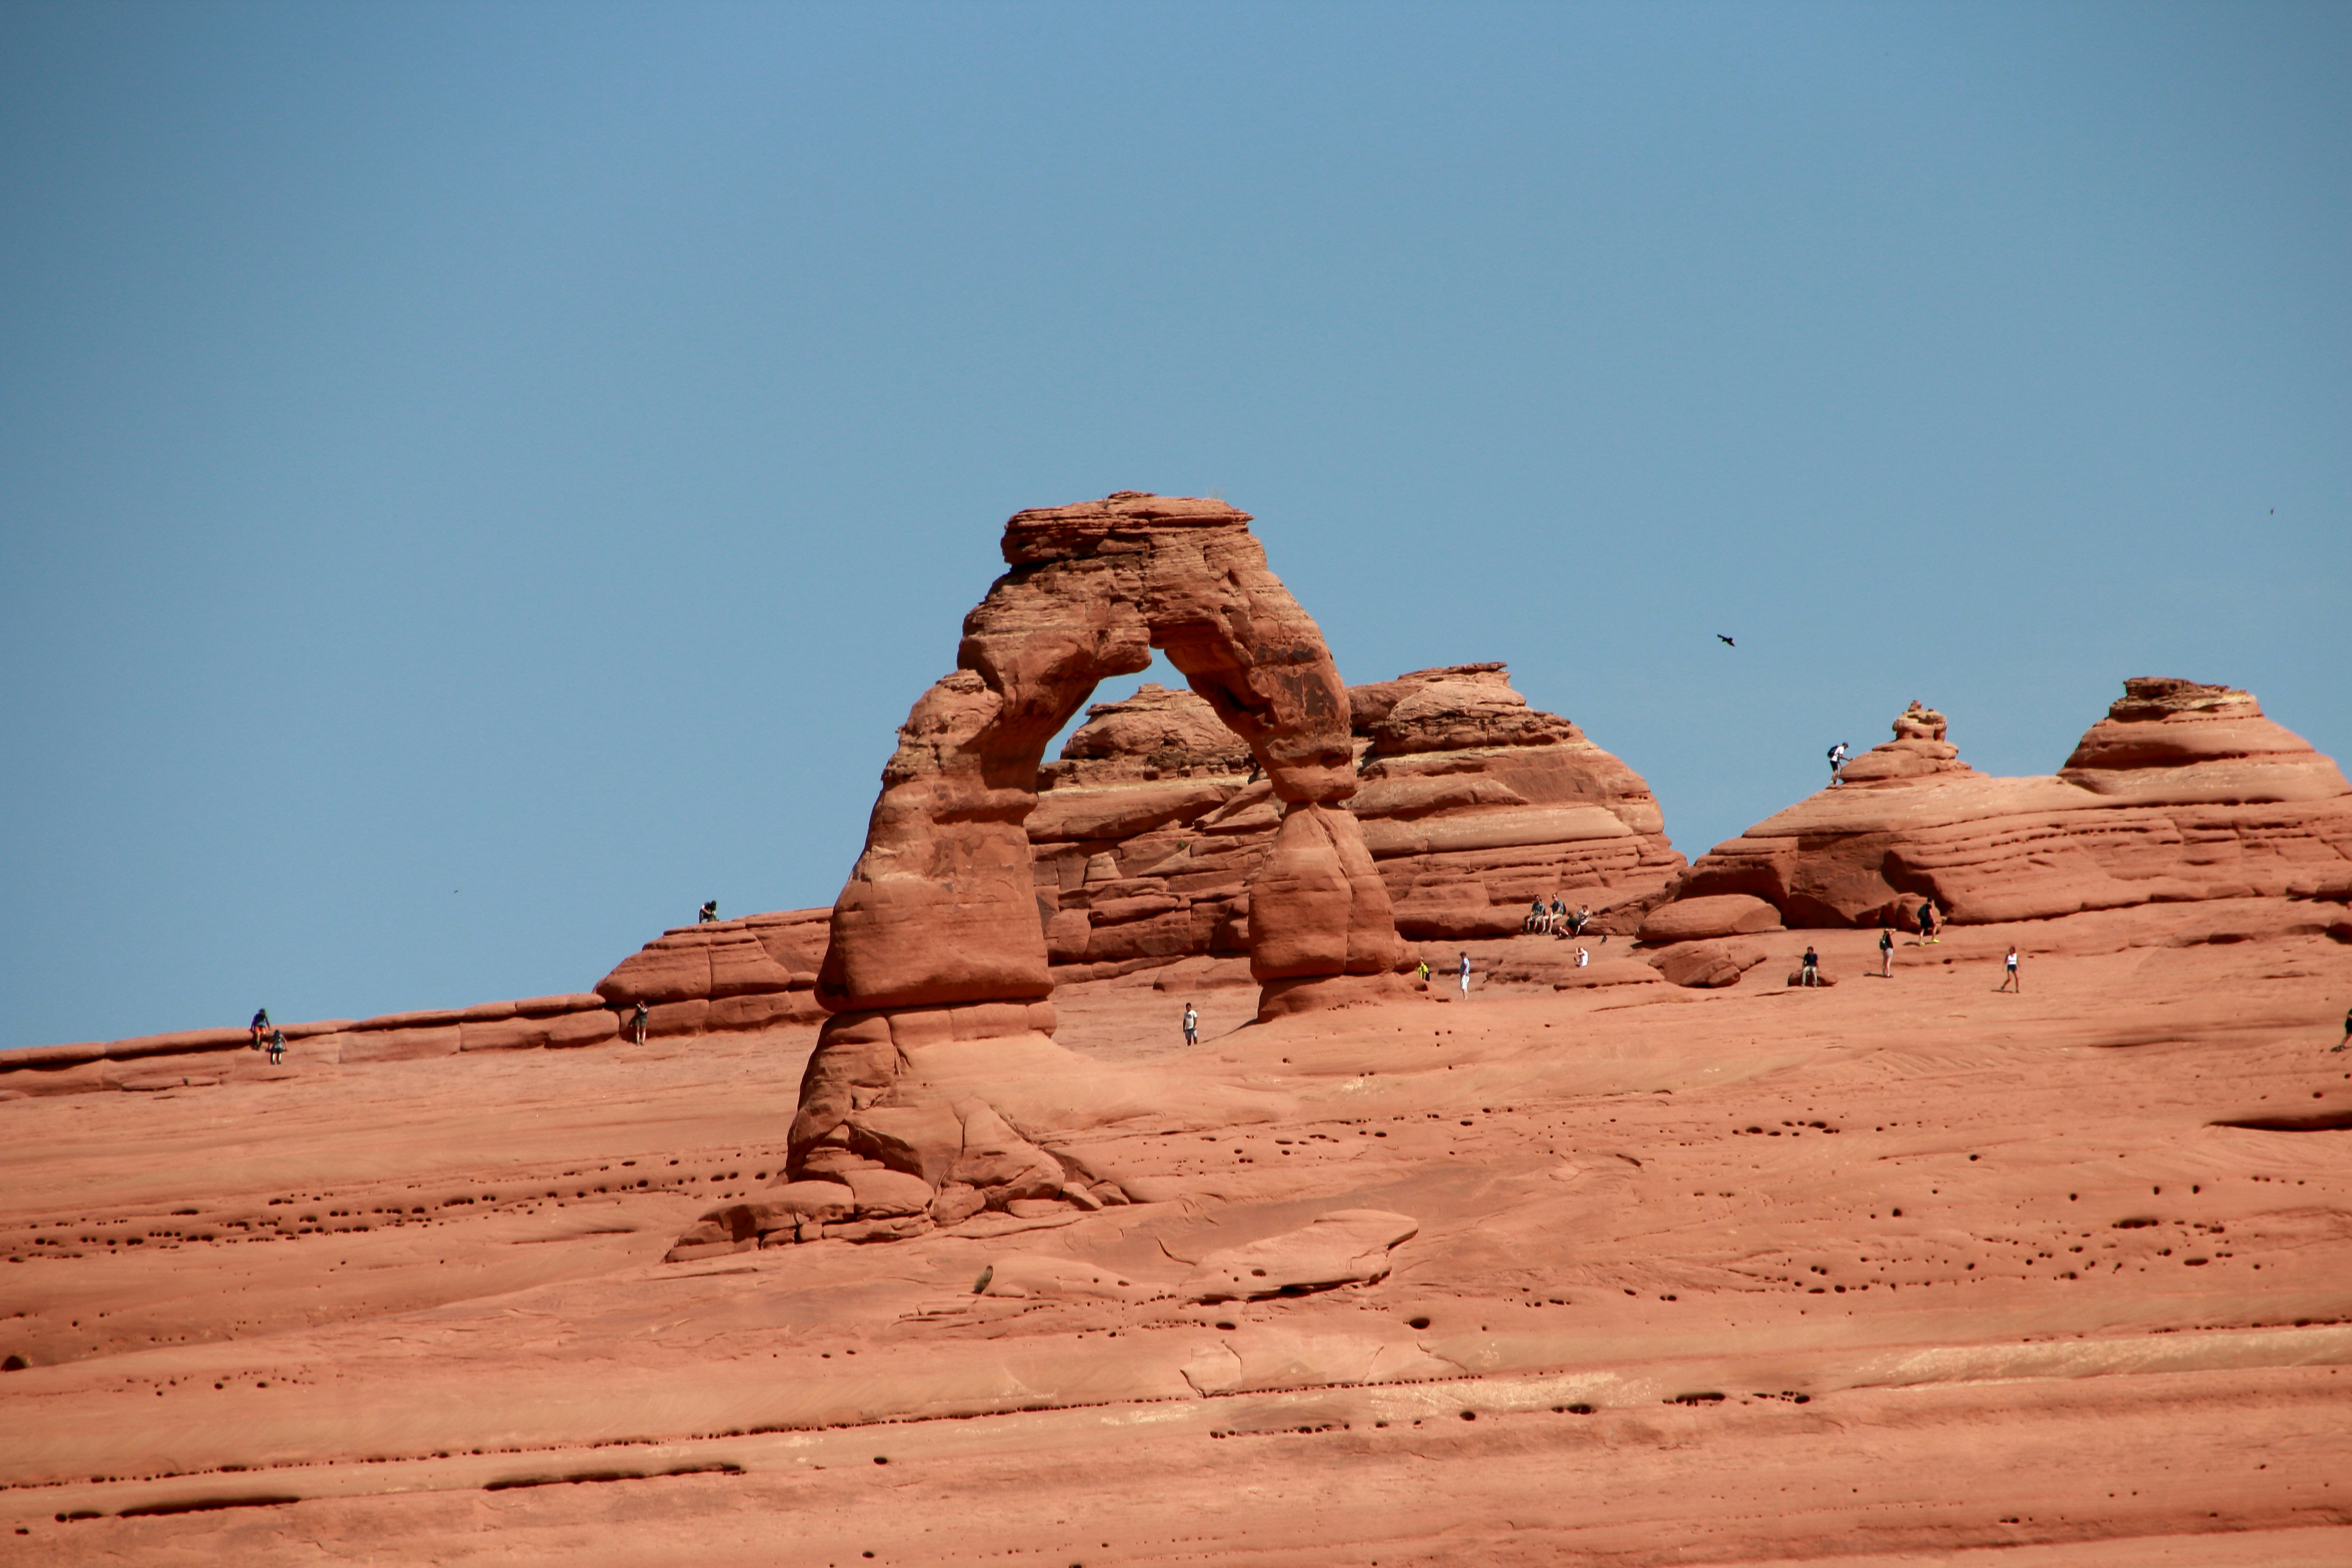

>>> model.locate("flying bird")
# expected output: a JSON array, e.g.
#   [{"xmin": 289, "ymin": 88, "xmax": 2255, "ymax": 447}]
[{"xmin": 1717, "ymin": 634, "xmax": 1735, "ymax": 647}]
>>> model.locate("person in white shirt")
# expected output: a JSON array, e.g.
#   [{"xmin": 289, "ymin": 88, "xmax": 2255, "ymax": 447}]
[
  {"xmin": 1574, "ymin": 946, "xmax": 1590, "ymax": 969},
  {"xmin": 1181, "ymin": 1002, "xmax": 1199, "ymax": 1045},
  {"xmin": 1457, "ymin": 951, "xmax": 1471, "ymax": 999}
]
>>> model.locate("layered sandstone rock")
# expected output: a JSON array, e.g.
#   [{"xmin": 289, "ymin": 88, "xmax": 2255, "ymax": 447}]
[
  {"xmin": 1034, "ymin": 664, "xmax": 1686, "ymax": 972},
  {"xmin": 1352, "ymin": 666, "xmax": 1684, "ymax": 936},
  {"xmin": 783, "ymin": 493, "xmax": 1411, "ymax": 1229},
  {"xmin": 1663, "ymin": 680, "xmax": 2352, "ymax": 930}
]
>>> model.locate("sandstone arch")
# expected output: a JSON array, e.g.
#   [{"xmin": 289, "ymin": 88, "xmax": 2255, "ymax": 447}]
[{"xmin": 787, "ymin": 492, "xmax": 1406, "ymax": 1190}]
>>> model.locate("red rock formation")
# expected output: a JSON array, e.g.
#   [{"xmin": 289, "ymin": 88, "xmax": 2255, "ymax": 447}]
[
  {"xmin": 1034, "ymin": 664, "xmax": 1686, "ymax": 972},
  {"xmin": 788, "ymin": 493, "xmax": 1410, "ymax": 1218},
  {"xmin": 1351, "ymin": 665, "xmax": 1685, "ymax": 936},
  {"xmin": 1665, "ymin": 680, "xmax": 2352, "ymax": 930}
]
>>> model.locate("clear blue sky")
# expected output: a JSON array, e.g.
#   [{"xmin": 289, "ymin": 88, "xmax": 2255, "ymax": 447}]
[{"xmin": 4, "ymin": 2, "xmax": 2346, "ymax": 1049}]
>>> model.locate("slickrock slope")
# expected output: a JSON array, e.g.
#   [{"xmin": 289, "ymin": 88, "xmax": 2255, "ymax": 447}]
[
  {"xmin": 1664, "ymin": 679, "xmax": 2352, "ymax": 931},
  {"xmin": 5, "ymin": 900, "xmax": 2349, "ymax": 1566}
]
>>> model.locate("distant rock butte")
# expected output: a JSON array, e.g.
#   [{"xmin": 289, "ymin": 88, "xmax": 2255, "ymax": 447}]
[
  {"xmin": 1039, "ymin": 664, "xmax": 1683, "ymax": 975},
  {"xmin": 1656, "ymin": 678, "xmax": 2352, "ymax": 935}
]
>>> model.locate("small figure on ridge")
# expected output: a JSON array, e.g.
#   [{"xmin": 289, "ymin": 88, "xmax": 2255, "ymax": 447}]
[
  {"xmin": 1827, "ymin": 741, "xmax": 1850, "ymax": 786},
  {"xmin": 698, "ymin": 900, "xmax": 718, "ymax": 924}
]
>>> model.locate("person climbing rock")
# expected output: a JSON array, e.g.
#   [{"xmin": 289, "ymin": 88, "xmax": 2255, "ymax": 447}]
[
  {"xmin": 1800, "ymin": 946, "xmax": 1821, "ymax": 987},
  {"xmin": 265, "ymin": 1028, "xmax": 286, "ymax": 1065},
  {"xmin": 1182, "ymin": 1002, "xmax": 1199, "ymax": 1047},
  {"xmin": 632, "ymin": 1001, "xmax": 649, "ymax": 1046},
  {"xmin": 698, "ymin": 900, "xmax": 718, "ymax": 924},
  {"xmin": 1878, "ymin": 924, "xmax": 1895, "ymax": 978},
  {"xmin": 1828, "ymin": 741, "xmax": 1851, "ymax": 786},
  {"xmin": 1457, "ymin": 951, "xmax": 1472, "ymax": 1000},
  {"xmin": 1999, "ymin": 945, "xmax": 2020, "ymax": 993},
  {"xmin": 249, "ymin": 1007, "xmax": 271, "ymax": 1050}
]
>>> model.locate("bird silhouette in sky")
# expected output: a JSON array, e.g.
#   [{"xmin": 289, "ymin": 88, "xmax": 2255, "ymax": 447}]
[{"xmin": 1717, "ymin": 634, "xmax": 1735, "ymax": 647}]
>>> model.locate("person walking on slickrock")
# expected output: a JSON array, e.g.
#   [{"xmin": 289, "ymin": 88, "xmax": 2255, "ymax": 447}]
[
  {"xmin": 1182, "ymin": 1002, "xmax": 1199, "ymax": 1047},
  {"xmin": 1878, "ymin": 923, "xmax": 1895, "ymax": 978},
  {"xmin": 1800, "ymin": 946, "xmax": 1821, "ymax": 987},
  {"xmin": 632, "ymin": 1001, "xmax": 649, "ymax": 1046},
  {"xmin": 1458, "ymin": 951, "xmax": 1472, "ymax": 1000},
  {"xmin": 1416, "ymin": 959, "xmax": 1430, "ymax": 986},
  {"xmin": 266, "ymin": 1028, "xmax": 286, "ymax": 1065},
  {"xmin": 1999, "ymin": 944, "xmax": 2020, "ymax": 993},
  {"xmin": 1828, "ymin": 741, "xmax": 1850, "ymax": 787},
  {"xmin": 1919, "ymin": 899, "xmax": 1940, "ymax": 944}
]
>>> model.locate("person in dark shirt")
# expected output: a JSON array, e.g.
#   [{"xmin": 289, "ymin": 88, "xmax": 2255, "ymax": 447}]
[
  {"xmin": 1800, "ymin": 946, "xmax": 1821, "ymax": 986},
  {"xmin": 1878, "ymin": 924, "xmax": 1894, "ymax": 977},
  {"xmin": 698, "ymin": 900, "xmax": 718, "ymax": 924},
  {"xmin": 249, "ymin": 1008, "xmax": 271, "ymax": 1050}
]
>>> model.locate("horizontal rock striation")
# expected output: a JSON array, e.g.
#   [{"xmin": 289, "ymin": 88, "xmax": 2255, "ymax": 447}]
[
  {"xmin": 1664, "ymin": 679, "xmax": 2352, "ymax": 931},
  {"xmin": 1035, "ymin": 664, "xmax": 1684, "ymax": 967}
]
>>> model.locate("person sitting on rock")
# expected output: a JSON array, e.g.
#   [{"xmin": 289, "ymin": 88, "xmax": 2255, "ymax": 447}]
[
  {"xmin": 1828, "ymin": 741, "xmax": 1850, "ymax": 785},
  {"xmin": 1575, "ymin": 946, "xmax": 1590, "ymax": 969},
  {"xmin": 1524, "ymin": 900, "xmax": 1551, "ymax": 935},
  {"xmin": 698, "ymin": 900, "xmax": 718, "ymax": 924},
  {"xmin": 249, "ymin": 1007, "xmax": 271, "ymax": 1050},
  {"xmin": 1800, "ymin": 946, "xmax": 1821, "ymax": 987},
  {"xmin": 1565, "ymin": 905, "xmax": 1589, "ymax": 937},
  {"xmin": 1182, "ymin": 1003, "xmax": 1199, "ymax": 1047}
]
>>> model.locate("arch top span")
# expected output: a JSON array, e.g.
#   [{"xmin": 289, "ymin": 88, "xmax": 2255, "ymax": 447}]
[{"xmin": 808, "ymin": 490, "xmax": 1405, "ymax": 1060}]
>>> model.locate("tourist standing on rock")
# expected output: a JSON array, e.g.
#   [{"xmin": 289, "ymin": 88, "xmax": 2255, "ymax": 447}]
[
  {"xmin": 1416, "ymin": 959, "xmax": 1430, "ymax": 986},
  {"xmin": 631, "ymin": 1001, "xmax": 649, "ymax": 1046},
  {"xmin": 1182, "ymin": 1003, "xmax": 1198, "ymax": 1046},
  {"xmin": 1458, "ymin": 951, "xmax": 1472, "ymax": 999},
  {"xmin": 1828, "ymin": 742, "xmax": 1850, "ymax": 786},
  {"xmin": 249, "ymin": 1007, "xmax": 271, "ymax": 1049},
  {"xmin": 1999, "ymin": 945, "xmax": 2020, "ymax": 992},
  {"xmin": 698, "ymin": 900, "xmax": 718, "ymax": 924},
  {"xmin": 1878, "ymin": 925, "xmax": 1894, "ymax": 978},
  {"xmin": 1800, "ymin": 946, "xmax": 1821, "ymax": 987}
]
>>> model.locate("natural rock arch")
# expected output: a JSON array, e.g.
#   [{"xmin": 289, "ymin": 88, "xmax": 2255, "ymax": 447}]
[{"xmin": 788, "ymin": 492, "xmax": 1406, "ymax": 1188}]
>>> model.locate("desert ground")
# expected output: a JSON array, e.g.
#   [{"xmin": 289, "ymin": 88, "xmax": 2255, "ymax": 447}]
[{"xmin": 5, "ymin": 905, "xmax": 2349, "ymax": 1565}]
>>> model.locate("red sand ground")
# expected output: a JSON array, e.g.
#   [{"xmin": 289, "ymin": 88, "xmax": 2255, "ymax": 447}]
[{"xmin": 4, "ymin": 905, "xmax": 2350, "ymax": 1565}]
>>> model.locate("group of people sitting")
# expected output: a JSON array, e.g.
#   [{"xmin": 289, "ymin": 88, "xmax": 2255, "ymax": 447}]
[{"xmin": 1523, "ymin": 898, "xmax": 1600, "ymax": 940}]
